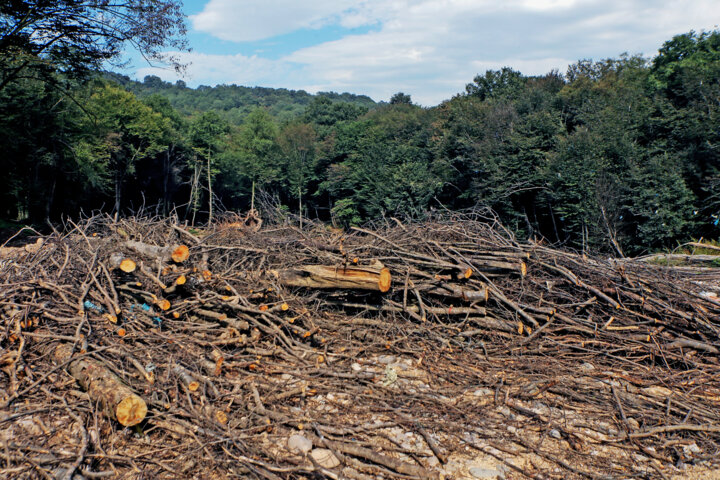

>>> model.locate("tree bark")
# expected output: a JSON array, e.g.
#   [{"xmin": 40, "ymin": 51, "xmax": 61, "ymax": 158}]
[
  {"xmin": 270, "ymin": 265, "xmax": 391, "ymax": 292},
  {"xmin": 54, "ymin": 344, "xmax": 147, "ymax": 427}
]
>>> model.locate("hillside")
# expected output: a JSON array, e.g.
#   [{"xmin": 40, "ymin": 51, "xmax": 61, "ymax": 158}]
[{"xmin": 105, "ymin": 72, "xmax": 377, "ymax": 124}]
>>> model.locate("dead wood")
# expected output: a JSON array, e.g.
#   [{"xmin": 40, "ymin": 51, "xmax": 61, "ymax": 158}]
[
  {"xmin": 53, "ymin": 344, "xmax": 147, "ymax": 427},
  {"xmin": 2, "ymin": 211, "xmax": 719, "ymax": 479},
  {"xmin": 269, "ymin": 264, "xmax": 391, "ymax": 292}
]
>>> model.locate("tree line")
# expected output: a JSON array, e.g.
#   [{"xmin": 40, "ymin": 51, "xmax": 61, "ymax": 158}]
[{"xmin": 1, "ymin": 23, "xmax": 718, "ymax": 254}]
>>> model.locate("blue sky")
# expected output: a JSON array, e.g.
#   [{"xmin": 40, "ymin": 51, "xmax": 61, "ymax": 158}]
[{"xmin": 130, "ymin": 0, "xmax": 720, "ymax": 106}]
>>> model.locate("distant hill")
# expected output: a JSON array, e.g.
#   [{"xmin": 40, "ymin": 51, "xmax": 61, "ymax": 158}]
[{"xmin": 104, "ymin": 72, "xmax": 377, "ymax": 124}]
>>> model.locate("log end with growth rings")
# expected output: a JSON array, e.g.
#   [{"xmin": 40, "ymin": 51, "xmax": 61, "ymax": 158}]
[
  {"xmin": 379, "ymin": 267, "xmax": 392, "ymax": 293},
  {"xmin": 119, "ymin": 258, "xmax": 137, "ymax": 273},
  {"xmin": 116, "ymin": 394, "xmax": 148, "ymax": 427},
  {"xmin": 171, "ymin": 245, "xmax": 190, "ymax": 263}
]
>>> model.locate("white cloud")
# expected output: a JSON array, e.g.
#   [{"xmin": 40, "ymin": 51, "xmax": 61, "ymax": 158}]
[
  {"xmin": 142, "ymin": 0, "xmax": 720, "ymax": 105},
  {"xmin": 191, "ymin": 0, "xmax": 369, "ymax": 42}
]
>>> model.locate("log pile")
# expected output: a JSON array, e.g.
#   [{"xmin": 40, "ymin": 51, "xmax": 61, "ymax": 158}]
[{"xmin": 1, "ymin": 211, "xmax": 719, "ymax": 479}]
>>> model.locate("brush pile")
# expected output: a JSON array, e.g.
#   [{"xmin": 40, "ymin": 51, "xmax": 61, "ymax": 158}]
[{"xmin": 1, "ymin": 211, "xmax": 719, "ymax": 479}]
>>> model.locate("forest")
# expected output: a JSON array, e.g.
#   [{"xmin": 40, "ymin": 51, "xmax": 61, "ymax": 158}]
[{"xmin": 1, "ymin": 5, "xmax": 719, "ymax": 255}]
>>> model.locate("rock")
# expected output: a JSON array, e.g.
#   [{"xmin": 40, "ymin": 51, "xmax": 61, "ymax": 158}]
[
  {"xmin": 549, "ymin": 429, "xmax": 562, "ymax": 439},
  {"xmin": 469, "ymin": 467, "xmax": 504, "ymax": 479},
  {"xmin": 473, "ymin": 388, "xmax": 493, "ymax": 397},
  {"xmin": 683, "ymin": 443, "xmax": 701, "ymax": 456},
  {"xmin": 377, "ymin": 355, "xmax": 396, "ymax": 364},
  {"xmin": 497, "ymin": 406, "xmax": 512, "ymax": 417},
  {"xmin": 287, "ymin": 434, "xmax": 312, "ymax": 454},
  {"xmin": 642, "ymin": 386, "xmax": 673, "ymax": 398},
  {"xmin": 310, "ymin": 448, "xmax": 341, "ymax": 469}
]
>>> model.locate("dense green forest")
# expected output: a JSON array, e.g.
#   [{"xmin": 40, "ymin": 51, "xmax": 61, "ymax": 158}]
[
  {"xmin": 105, "ymin": 72, "xmax": 377, "ymax": 124},
  {"xmin": 1, "ymin": 12, "xmax": 719, "ymax": 254}
]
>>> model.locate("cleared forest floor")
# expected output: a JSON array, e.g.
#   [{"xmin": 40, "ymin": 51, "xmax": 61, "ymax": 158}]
[{"xmin": 1, "ymin": 212, "xmax": 719, "ymax": 479}]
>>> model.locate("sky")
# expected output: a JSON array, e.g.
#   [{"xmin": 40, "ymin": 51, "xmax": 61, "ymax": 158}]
[{"xmin": 131, "ymin": 0, "xmax": 720, "ymax": 106}]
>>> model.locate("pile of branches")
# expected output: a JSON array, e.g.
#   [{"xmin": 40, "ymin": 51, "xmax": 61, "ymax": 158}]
[{"xmin": 1, "ymin": 211, "xmax": 719, "ymax": 479}]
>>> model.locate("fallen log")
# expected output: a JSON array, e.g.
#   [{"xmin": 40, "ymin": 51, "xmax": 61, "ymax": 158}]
[
  {"xmin": 269, "ymin": 264, "xmax": 391, "ymax": 292},
  {"xmin": 53, "ymin": 344, "xmax": 147, "ymax": 427},
  {"xmin": 108, "ymin": 253, "xmax": 137, "ymax": 273},
  {"xmin": 120, "ymin": 241, "xmax": 190, "ymax": 264}
]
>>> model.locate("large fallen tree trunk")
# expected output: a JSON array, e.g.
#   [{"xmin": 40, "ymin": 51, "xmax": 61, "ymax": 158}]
[
  {"xmin": 54, "ymin": 344, "xmax": 147, "ymax": 427},
  {"xmin": 269, "ymin": 264, "xmax": 392, "ymax": 292}
]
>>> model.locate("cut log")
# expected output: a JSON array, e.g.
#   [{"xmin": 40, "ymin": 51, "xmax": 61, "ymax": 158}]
[
  {"xmin": 54, "ymin": 344, "xmax": 147, "ymax": 426},
  {"xmin": 171, "ymin": 245, "xmax": 190, "ymax": 263},
  {"xmin": 173, "ymin": 365, "xmax": 200, "ymax": 392},
  {"xmin": 270, "ymin": 265, "xmax": 392, "ymax": 292},
  {"xmin": 108, "ymin": 253, "xmax": 137, "ymax": 273},
  {"xmin": 423, "ymin": 283, "xmax": 489, "ymax": 302},
  {"xmin": 122, "ymin": 241, "xmax": 190, "ymax": 263}
]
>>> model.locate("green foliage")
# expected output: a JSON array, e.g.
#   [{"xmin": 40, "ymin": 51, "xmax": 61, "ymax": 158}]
[
  {"xmin": 0, "ymin": 0, "xmax": 187, "ymax": 92},
  {"xmin": 2, "ymin": 28, "xmax": 720, "ymax": 255},
  {"xmin": 76, "ymin": 83, "xmax": 174, "ymax": 213},
  {"xmin": 107, "ymin": 73, "xmax": 376, "ymax": 125},
  {"xmin": 331, "ymin": 198, "xmax": 362, "ymax": 226},
  {"xmin": 624, "ymin": 155, "xmax": 696, "ymax": 250},
  {"xmin": 390, "ymin": 92, "xmax": 413, "ymax": 105},
  {"xmin": 320, "ymin": 104, "xmax": 448, "ymax": 220},
  {"xmin": 466, "ymin": 67, "xmax": 525, "ymax": 100},
  {"xmin": 217, "ymin": 108, "xmax": 280, "ymax": 208}
]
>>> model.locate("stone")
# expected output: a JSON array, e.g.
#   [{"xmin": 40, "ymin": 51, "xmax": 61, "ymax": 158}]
[
  {"xmin": 683, "ymin": 443, "xmax": 701, "ymax": 456},
  {"xmin": 469, "ymin": 467, "xmax": 504, "ymax": 479},
  {"xmin": 310, "ymin": 448, "xmax": 341, "ymax": 468},
  {"xmin": 287, "ymin": 434, "xmax": 312, "ymax": 454},
  {"xmin": 473, "ymin": 388, "xmax": 493, "ymax": 397},
  {"xmin": 377, "ymin": 355, "xmax": 396, "ymax": 364},
  {"xmin": 549, "ymin": 429, "xmax": 562, "ymax": 439}
]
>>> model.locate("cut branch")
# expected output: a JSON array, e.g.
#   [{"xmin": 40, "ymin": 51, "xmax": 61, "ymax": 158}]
[{"xmin": 53, "ymin": 344, "xmax": 147, "ymax": 427}]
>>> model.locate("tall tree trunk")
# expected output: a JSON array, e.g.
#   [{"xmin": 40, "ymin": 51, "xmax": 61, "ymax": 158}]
[
  {"xmin": 44, "ymin": 175, "xmax": 56, "ymax": 221},
  {"xmin": 114, "ymin": 170, "xmax": 122, "ymax": 219},
  {"xmin": 298, "ymin": 184, "xmax": 302, "ymax": 230},
  {"xmin": 251, "ymin": 179, "xmax": 255, "ymax": 211},
  {"xmin": 188, "ymin": 158, "xmax": 201, "ymax": 226},
  {"xmin": 207, "ymin": 149, "xmax": 213, "ymax": 225},
  {"xmin": 162, "ymin": 147, "xmax": 171, "ymax": 216},
  {"xmin": 547, "ymin": 199, "xmax": 560, "ymax": 243}
]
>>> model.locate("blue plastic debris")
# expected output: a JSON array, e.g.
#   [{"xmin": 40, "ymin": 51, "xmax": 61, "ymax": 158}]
[
  {"xmin": 141, "ymin": 303, "xmax": 151, "ymax": 311},
  {"xmin": 83, "ymin": 300, "xmax": 103, "ymax": 312},
  {"xmin": 152, "ymin": 316, "xmax": 163, "ymax": 327}
]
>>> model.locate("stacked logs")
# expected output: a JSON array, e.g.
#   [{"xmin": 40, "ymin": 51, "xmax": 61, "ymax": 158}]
[{"xmin": 0, "ymin": 212, "xmax": 719, "ymax": 479}]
